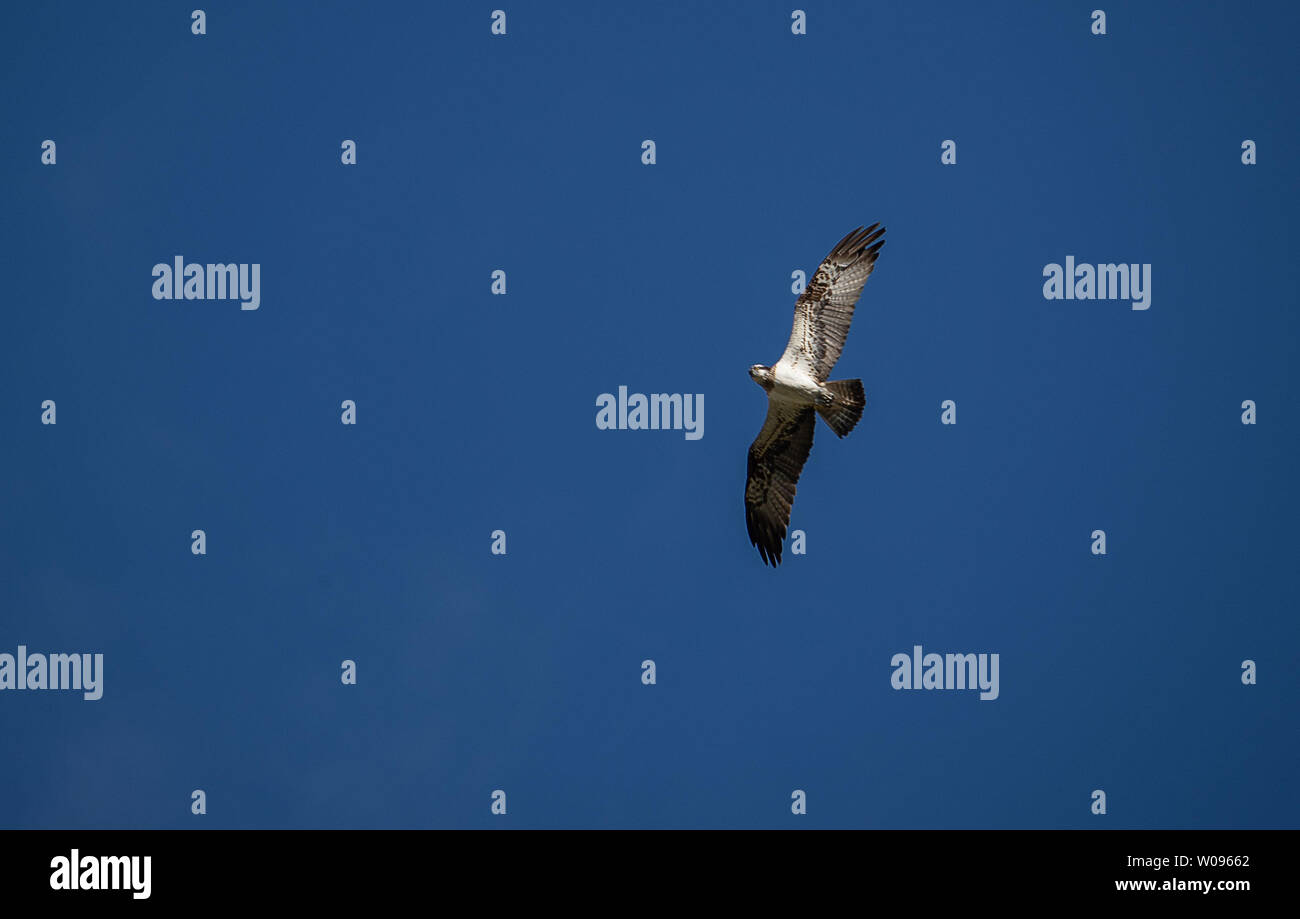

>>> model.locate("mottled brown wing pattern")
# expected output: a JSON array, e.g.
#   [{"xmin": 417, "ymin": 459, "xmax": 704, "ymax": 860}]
[
  {"xmin": 781, "ymin": 224, "xmax": 886, "ymax": 380},
  {"xmin": 745, "ymin": 404, "xmax": 817, "ymax": 566}
]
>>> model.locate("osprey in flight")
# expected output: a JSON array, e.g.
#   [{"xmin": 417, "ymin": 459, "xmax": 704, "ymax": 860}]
[{"xmin": 745, "ymin": 224, "xmax": 886, "ymax": 566}]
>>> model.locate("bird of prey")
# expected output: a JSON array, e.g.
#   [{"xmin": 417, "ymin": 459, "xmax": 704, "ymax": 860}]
[{"xmin": 745, "ymin": 224, "xmax": 886, "ymax": 566}]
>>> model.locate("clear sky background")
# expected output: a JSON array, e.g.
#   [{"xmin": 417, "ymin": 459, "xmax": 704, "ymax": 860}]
[{"xmin": 1, "ymin": 1, "xmax": 1296, "ymax": 828}]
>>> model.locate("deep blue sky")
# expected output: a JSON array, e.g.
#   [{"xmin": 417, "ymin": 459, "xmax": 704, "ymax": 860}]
[{"xmin": 2, "ymin": 1, "xmax": 1296, "ymax": 828}]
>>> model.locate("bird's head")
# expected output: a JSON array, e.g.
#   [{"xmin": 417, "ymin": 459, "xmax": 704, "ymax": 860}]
[{"xmin": 749, "ymin": 364, "xmax": 774, "ymax": 387}]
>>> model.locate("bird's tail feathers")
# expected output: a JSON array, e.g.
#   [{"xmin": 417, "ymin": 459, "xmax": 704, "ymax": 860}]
[{"xmin": 817, "ymin": 379, "xmax": 865, "ymax": 437}]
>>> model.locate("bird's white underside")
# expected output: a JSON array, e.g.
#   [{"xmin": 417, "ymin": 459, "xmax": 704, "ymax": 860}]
[{"xmin": 770, "ymin": 358, "xmax": 825, "ymax": 405}]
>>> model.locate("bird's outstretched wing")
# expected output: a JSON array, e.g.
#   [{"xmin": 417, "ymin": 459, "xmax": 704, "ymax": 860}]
[
  {"xmin": 779, "ymin": 224, "xmax": 886, "ymax": 381},
  {"xmin": 745, "ymin": 402, "xmax": 816, "ymax": 566}
]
